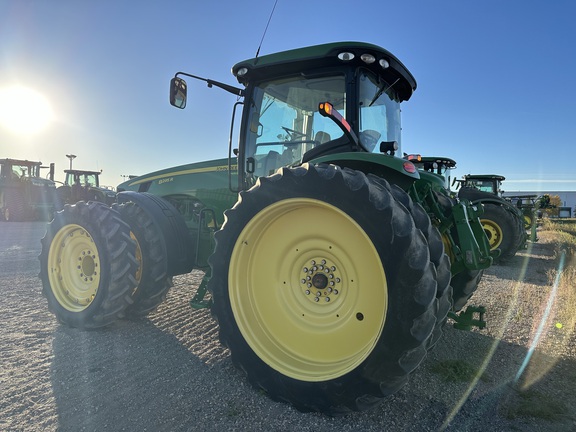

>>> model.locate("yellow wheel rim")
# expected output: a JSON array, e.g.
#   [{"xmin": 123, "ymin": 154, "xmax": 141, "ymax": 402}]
[
  {"xmin": 441, "ymin": 233, "xmax": 454, "ymax": 261},
  {"xmin": 524, "ymin": 215, "xmax": 532, "ymax": 230},
  {"xmin": 229, "ymin": 198, "xmax": 387, "ymax": 382},
  {"xmin": 481, "ymin": 218, "xmax": 503, "ymax": 250},
  {"xmin": 47, "ymin": 224, "xmax": 101, "ymax": 312}
]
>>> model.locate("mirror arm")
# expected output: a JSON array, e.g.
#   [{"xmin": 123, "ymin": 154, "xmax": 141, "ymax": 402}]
[{"xmin": 175, "ymin": 72, "xmax": 244, "ymax": 97}]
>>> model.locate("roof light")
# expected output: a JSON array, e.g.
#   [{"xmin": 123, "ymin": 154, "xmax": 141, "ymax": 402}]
[
  {"xmin": 236, "ymin": 67, "xmax": 248, "ymax": 77},
  {"xmin": 337, "ymin": 52, "xmax": 355, "ymax": 61},
  {"xmin": 406, "ymin": 154, "xmax": 421, "ymax": 162},
  {"xmin": 379, "ymin": 59, "xmax": 390, "ymax": 69},
  {"xmin": 360, "ymin": 53, "xmax": 376, "ymax": 64}
]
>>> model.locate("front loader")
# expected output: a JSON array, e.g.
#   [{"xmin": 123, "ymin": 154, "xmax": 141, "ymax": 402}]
[{"xmin": 39, "ymin": 42, "xmax": 494, "ymax": 415}]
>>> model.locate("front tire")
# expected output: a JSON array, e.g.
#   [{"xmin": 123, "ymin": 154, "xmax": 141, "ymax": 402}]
[
  {"xmin": 209, "ymin": 164, "xmax": 444, "ymax": 414},
  {"xmin": 39, "ymin": 201, "xmax": 138, "ymax": 328}
]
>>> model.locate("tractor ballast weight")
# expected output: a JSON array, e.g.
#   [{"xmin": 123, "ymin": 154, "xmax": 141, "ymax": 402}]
[{"xmin": 39, "ymin": 42, "xmax": 494, "ymax": 415}]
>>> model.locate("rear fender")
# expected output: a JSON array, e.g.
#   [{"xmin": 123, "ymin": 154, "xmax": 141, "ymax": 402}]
[
  {"xmin": 117, "ymin": 191, "xmax": 195, "ymax": 276},
  {"xmin": 309, "ymin": 152, "xmax": 419, "ymax": 190}
]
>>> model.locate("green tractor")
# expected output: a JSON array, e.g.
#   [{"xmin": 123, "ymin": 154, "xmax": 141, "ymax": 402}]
[
  {"xmin": 454, "ymin": 174, "xmax": 527, "ymax": 261},
  {"xmin": 0, "ymin": 158, "xmax": 61, "ymax": 221},
  {"xmin": 57, "ymin": 169, "xmax": 116, "ymax": 205},
  {"xmin": 507, "ymin": 194, "xmax": 539, "ymax": 230},
  {"xmin": 39, "ymin": 42, "xmax": 495, "ymax": 414}
]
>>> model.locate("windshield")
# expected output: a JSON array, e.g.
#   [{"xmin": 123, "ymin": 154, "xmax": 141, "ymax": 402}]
[
  {"xmin": 1, "ymin": 163, "xmax": 39, "ymax": 178},
  {"xmin": 244, "ymin": 75, "xmax": 346, "ymax": 178},
  {"xmin": 466, "ymin": 179, "xmax": 498, "ymax": 194},
  {"xmin": 358, "ymin": 69, "xmax": 402, "ymax": 153},
  {"xmin": 66, "ymin": 173, "xmax": 99, "ymax": 187}
]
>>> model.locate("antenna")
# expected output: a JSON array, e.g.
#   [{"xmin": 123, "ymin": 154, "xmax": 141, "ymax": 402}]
[{"xmin": 255, "ymin": 0, "xmax": 278, "ymax": 59}]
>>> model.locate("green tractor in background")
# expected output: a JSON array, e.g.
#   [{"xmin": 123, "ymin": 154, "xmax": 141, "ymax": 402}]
[
  {"xmin": 57, "ymin": 169, "xmax": 117, "ymax": 206},
  {"xmin": 0, "ymin": 158, "xmax": 61, "ymax": 221},
  {"xmin": 39, "ymin": 42, "xmax": 496, "ymax": 414},
  {"xmin": 507, "ymin": 194, "xmax": 539, "ymax": 230},
  {"xmin": 454, "ymin": 174, "xmax": 527, "ymax": 261}
]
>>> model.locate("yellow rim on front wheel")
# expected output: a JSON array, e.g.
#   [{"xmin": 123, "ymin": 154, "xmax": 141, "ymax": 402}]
[
  {"xmin": 47, "ymin": 224, "xmax": 102, "ymax": 312},
  {"xmin": 481, "ymin": 218, "xmax": 504, "ymax": 250},
  {"xmin": 229, "ymin": 198, "xmax": 387, "ymax": 382}
]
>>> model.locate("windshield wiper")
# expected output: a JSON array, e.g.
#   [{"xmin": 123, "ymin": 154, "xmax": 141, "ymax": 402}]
[{"xmin": 368, "ymin": 78, "xmax": 399, "ymax": 107}]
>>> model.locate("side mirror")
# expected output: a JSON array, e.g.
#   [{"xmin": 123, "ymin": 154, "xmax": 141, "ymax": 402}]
[{"xmin": 170, "ymin": 77, "xmax": 187, "ymax": 109}]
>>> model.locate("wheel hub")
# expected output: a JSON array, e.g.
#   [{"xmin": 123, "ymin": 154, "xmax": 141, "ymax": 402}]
[
  {"xmin": 299, "ymin": 258, "xmax": 342, "ymax": 303},
  {"xmin": 79, "ymin": 251, "xmax": 96, "ymax": 281}
]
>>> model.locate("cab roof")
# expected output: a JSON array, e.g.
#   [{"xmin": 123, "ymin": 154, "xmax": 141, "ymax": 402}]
[{"xmin": 232, "ymin": 41, "xmax": 417, "ymax": 102}]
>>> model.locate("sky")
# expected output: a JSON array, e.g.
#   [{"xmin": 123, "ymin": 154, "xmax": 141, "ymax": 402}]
[{"xmin": 1, "ymin": 0, "xmax": 575, "ymax": 192}]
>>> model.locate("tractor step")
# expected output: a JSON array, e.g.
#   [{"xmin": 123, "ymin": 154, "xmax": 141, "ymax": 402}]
[
  {"xmin": 448, "ymin": 306, "xmax": 487, "ymax": 331},
  {"xmin": 189, "ymin": 272, "xmax": 212, "ymax": 309}
]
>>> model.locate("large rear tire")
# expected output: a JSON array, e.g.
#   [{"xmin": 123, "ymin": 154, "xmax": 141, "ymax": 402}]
[
  {"xmin": 389, "ymin": 185, "xmax": 452, "ymax": 350},
  {"xmin": 39, "ymin": 201, "xmax": 138, "ymax": 329},
  {"xmin": 451, "ymin": 268, "xmax": 485, "ymax": 312},
  {"xmin": 116, "ymin": 202, "xmax": 173, "ymax": 318},
  {"xmin": 208, "ymin": 164, "xmax": 445, "ymax": 414}
]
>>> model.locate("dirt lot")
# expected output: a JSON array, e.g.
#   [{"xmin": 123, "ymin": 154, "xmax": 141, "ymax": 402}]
[{"xmin": 1, "ymin": 222, "xmax": 575, "ymax": 431}]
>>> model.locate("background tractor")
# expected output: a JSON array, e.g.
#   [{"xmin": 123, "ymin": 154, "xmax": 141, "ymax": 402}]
[
  {"xmin": 39, "ymin": 42, "xmax": 495, "ymax": 415},
  {"xmin": 454, "ymin": 174, "xmax": 527, "ymax": 261},
  {"xmin": 0, "ymin": 158, "xmax": 61, "ymax": 221},
  {"xmin": 507, "ymin": 193, "xmax": 539, "ymax": 230},
  {"xmin": 57, "ymin": 169, "xmax": 116, "ymax": 205}
]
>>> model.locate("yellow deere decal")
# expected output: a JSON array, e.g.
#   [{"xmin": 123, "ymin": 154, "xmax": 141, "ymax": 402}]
[{"xmin": 128, "ymin": 164, "xmax": 237, "ymax": 186}]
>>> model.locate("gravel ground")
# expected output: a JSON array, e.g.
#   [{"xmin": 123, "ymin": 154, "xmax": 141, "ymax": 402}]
[{"xmin": 1, "ymin": 222, "xmax": 575, "ymax": 431}]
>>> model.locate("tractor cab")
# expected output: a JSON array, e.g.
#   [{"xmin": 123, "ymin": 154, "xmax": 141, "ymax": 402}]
[
  {"xmin": 1, "ymin": 159, "xmax": 42, "ymax": 179},
  {"xmin": 58, "ymin": 169, "xmax": 116, "ymax": 205},
  {"xmin": 170, "ymin": 42, "xmax": 417, "ymax": 191},
  {"xmin": 456, "ymin": 174, "xmax": 506, "ymax": 197},
  {"xmin": 404, "ymin": 155, "xmax": 457, "ymax": 190},
  {"xmin": 0, "ymin": 158, "xmax": 59, "ymax": 221}
]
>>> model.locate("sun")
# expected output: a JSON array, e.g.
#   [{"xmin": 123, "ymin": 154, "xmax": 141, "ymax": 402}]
[{"xmin": 0, "ymin": 85, "xmax": 54, "ymax": 135}]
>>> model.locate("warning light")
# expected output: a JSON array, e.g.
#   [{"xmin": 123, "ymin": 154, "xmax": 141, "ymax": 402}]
[{"xmin": 403, "ymin": 161, "xmax": 417, "ymax": 174}]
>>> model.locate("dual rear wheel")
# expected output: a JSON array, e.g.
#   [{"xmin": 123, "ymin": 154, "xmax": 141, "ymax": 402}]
[{"xmin": 39, "ymin": 200, "xmax": 174, "ymax": 328}]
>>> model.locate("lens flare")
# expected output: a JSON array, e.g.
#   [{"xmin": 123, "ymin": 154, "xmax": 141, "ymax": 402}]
[{"xmin": 0, "ymin": 85, "xmax": 54, "ymax": 135}]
